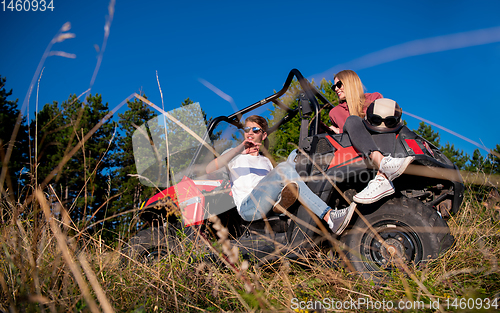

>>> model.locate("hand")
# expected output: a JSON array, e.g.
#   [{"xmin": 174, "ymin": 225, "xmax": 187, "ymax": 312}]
[
  {"xmin": 241, "ymin": 139, "xmax": 261, "ymax": 155},
  {"xmin": 329, "ymin": 125, "xmax": 340, "ymax": 134}
]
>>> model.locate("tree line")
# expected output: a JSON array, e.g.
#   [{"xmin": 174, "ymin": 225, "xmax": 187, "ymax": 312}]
[
  {"xmin": 1, "ymin": 75, "xmax": 162, "ymax": 240},
  {"xmin": 414, "ymin": 122, "xmax": 500, "ymax": 175},
  {"xmin": 1, "ymin": 75, "xmax": 498, "ymax": 242}
]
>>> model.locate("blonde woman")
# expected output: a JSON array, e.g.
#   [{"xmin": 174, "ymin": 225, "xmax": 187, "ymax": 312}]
[
  {"xmin": 328, "ymin": 69, "xmax": 383, "ymax": 133},
  {"xmin": 329, "ymin": 70, "xmax": 414, "ymax": 204}
]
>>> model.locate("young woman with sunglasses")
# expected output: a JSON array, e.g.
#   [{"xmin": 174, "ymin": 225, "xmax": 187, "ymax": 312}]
[
  {"xmin": 329, "ymin": 70, "xmax": 383, "ymax": 134},
  {"xmin": 329, "ymin": 70, "xmax": 414, "ymax": 204},
  {"xmin": 206, "ymin": 115, "xmax": 356, "ymax": 236}
]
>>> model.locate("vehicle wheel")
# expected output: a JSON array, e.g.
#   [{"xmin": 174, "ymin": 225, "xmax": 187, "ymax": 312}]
[
  {"xmin": 122, "ymin": 222, "xmax": 184, "ymax": 264},
  {"xmin": 338, "ymin": 197, "xmax": 454, "ymax": 280}
]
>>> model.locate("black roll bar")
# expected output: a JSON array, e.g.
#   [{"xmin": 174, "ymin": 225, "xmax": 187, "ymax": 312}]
[
  {"xmin": 205, "ymin": 68, "xmax": 329, "ymax": 136},
  {"xmin": 187, "ymin": 69, "xmax": 330, "ymax": 175}
]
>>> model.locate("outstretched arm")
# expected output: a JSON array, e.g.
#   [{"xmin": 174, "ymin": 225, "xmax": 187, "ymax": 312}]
[{"xmin": 205, "ymin": 139, "xmax": 262, "ymax": 174}]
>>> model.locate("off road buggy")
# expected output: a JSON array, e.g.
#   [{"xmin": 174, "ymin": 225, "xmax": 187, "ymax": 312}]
[{"xmin": 123, "ymin": 69, "xmax": 464, "ymax": 279}]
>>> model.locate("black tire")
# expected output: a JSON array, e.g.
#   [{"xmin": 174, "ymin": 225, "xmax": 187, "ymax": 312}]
[
  {"xmin": 338, "ymin": 197, "xmax": 454, "ymax": 280},
  {"xmin": 122, "ymin": 223, "xmax": 183, "ymax": 264}
]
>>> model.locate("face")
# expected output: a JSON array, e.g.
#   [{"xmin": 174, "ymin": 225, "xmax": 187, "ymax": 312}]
[
  {"xmin": 244, "ymin": 121, "xmax": 267, "ymax": 143},
  {"xmin": 333, "ymin": 77, "xmax": 346, "ymax": 101}
]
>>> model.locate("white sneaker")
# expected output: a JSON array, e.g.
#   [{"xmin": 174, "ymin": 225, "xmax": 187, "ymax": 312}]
[
  {"xmin": 353, "ymin": 175, "xmax": 395, "ymax": 204},
  {"xmin": 380, "ymin": 155, "xmax": 415, "ymax": 181},
  {"xmin": 327, "ymin": 202, "xmax": 356, "ymax": 235}
]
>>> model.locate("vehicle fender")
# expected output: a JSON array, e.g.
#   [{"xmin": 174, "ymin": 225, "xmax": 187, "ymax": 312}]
[{"xmin": 174, "ymin": 176, "xmax": 206, "ymax": 227}]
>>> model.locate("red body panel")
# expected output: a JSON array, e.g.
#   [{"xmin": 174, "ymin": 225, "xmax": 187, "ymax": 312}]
[
  {"xmin": 144, "ymin": 178, "xmax": 224, "ymax": 227},
  {"xmin": 174, "ymin": 177, "xmax": 205, "ymax": 226},
  {"xmin": 405, "ymin": 139, "xmax": 424, "ymax": 155},
  {"xmin": 144, "ymin": 186, "xmax": 177, "ymax": 207},
  {"xmin": 326, "ymin": 136, "xmax": 363, "ymax": 169}
]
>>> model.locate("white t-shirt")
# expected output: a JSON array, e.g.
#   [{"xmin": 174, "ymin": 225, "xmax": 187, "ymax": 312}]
[{"xmin": 224, "ymin": 149, "xmax": 273, "ymax": 212}]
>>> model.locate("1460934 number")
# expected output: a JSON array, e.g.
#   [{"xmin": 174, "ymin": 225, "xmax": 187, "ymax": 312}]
[
  {"xmin": 2, "ymin": 0, "xmax": 54, "ymax": 11},
  {"xmin": 445, "ymin": 298, "xmax": 498, "ymax": 310}
]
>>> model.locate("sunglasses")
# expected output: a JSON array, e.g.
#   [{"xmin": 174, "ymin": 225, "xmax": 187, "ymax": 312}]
[
  {"xmin": 367, "ymin": 114, "xmax": 400, "ymax": 128},
  {"xmin": 331, "ymin": 80, "xmax": 343, "ymax": 90},
  {"xmin": 243, "ymin": 126, "xmax": 263, "ymax": 134}
]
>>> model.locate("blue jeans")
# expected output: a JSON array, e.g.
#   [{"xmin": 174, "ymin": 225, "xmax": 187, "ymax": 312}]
[{"xmin": 238, "ymin": 150, "xmax": 331, "ymax": 221}]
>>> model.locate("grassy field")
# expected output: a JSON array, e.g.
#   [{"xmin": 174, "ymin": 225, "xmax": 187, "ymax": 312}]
[{"xmin": 1, "ymin": 180, "xmax": 499, "ymax": 313}]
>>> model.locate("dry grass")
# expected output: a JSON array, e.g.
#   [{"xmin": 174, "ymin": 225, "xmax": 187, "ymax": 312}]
[{"xmin": 0, "ymin": 181, "xmax": 499, "ymax": 312}]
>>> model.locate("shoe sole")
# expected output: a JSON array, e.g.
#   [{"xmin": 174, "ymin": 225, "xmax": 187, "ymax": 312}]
[
  {"xmin": 353, "ymin": 187, "xmax": 395, "ymax": 204},
  {"xmin": 386, "ymin": 156, "xmax": 415, "ymax": 181},
  {"xmin": 335, "ymin": 203, "xmax": 356, "ymax": 235},
  {"xmin": 272, "ymin": 182, "xmax": 299, "ymax": 213}
]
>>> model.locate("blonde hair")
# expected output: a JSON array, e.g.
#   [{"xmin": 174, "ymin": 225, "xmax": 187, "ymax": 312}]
[{"xmin": 335, "ymin": 70, "xmax": 366, "ymax": 118}]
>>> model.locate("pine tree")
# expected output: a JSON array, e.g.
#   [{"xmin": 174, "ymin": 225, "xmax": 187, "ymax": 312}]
[
  {"xmin": 33, "ymin": 94, "xmax": 116, "ymax": 227},
  {"xmin": 441, "ymin": 143, "xmax": 469, "ymax": 170},
  {"xmin": 0, "ymin": 76, "xmax": 29, "ymax": 201},
  {"xmin": 465, "ymin": 149, "xmax": 493, "ymax": 174},
  {"xmin": 490, "ymin": 144, "xmax": 500, "ymax": 175},
  {"xmin": 31, "ymin": 100, "xmax": 68, "ymax": 184},
  {"xmin": 110, "ymin": 95, "xmax": 158, "ymax": 236},
  {"xmin": 415, "ymin": 121, "xmax": 440, "ymax": 148},
  {"xmin": 414, "ymin": 122, "xmax": 472, "ymax": 170}
]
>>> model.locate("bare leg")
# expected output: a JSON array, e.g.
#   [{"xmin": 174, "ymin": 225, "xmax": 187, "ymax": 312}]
[
  {"xmin": 323, "ymin": 210, "xmax": 331, "ymax": 223},
  {"xmin": 369, "ymin": 151, "xmax": 388, "ymax": 179}
]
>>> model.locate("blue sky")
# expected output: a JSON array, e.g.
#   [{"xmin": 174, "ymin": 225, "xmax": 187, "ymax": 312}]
[{"xmin": 1, "ymin": 0, "xmax": 499, "ymax": 157}]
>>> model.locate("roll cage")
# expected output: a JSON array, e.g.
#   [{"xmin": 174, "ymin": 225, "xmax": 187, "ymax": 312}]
[{"xmin": 187, "ymin": 69, "xmax": 331, "ymax": 172}]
